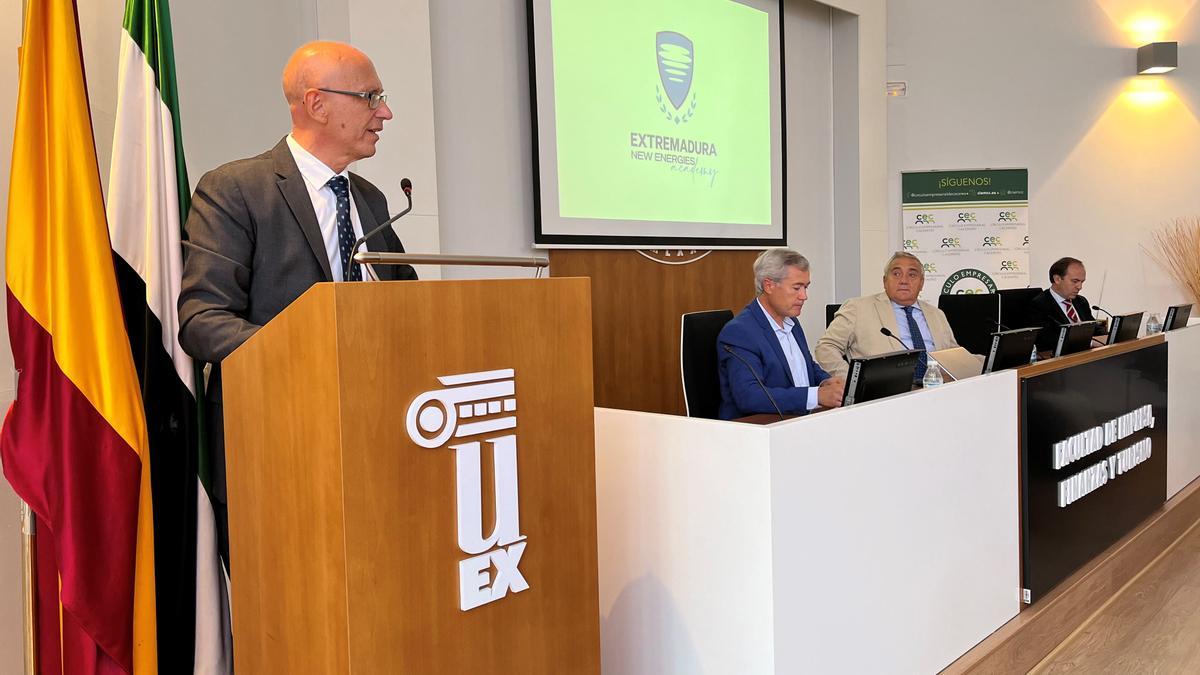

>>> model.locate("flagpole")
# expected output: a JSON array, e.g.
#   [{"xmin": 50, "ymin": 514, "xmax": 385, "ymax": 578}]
[
  {"xmin": 21, "ymin": 501, "xmax": 36, "ymax": 675},
  {"xmin": 16, "ymin": 0, "xmax": 33, "ymax": 666}
]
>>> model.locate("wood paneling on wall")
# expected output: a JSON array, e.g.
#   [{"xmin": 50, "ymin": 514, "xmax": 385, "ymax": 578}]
[{"xmin": 551, "ymin": 250, "xmax": 761, "ymax": 415}]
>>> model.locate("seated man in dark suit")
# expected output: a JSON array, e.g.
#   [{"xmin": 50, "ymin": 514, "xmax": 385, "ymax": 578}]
[
  {"xmin": 717, "ymin": 248, "xmax": 844, "ymax": 420},
  {"xmin": 1028, "ymin": 256, "xmax": 1098, "ymax": 352}
]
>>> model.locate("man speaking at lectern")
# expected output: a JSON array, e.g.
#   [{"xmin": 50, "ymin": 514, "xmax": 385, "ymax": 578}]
[
  {"xmin": 717, "ymin": 248, "xmax": 844, "ymax": 420},
  {"xmin": 179, "ymin": 40, "xmax": 416, "ymax": 364},
  {"xmin": 178, "ymin": 41, "xmax": 416, "ymax": 559}
]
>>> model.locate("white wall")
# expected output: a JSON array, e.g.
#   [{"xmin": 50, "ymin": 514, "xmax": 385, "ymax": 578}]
[
  {"xmin": 785, "ymin": 0, "xmax": 838, "ymax": 339},
  {"xmin": 888, "ymin": 0, "xmax": 1200, "ymax": 314},
  {"xmin": 428, "ymin": 0, "xmax": 538, "ymax": 280}
]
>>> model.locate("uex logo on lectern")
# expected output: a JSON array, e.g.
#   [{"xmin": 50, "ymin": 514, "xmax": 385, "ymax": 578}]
[{"xmin": 406, "ymin": 368, "xmax": 530, "ymax": 611}]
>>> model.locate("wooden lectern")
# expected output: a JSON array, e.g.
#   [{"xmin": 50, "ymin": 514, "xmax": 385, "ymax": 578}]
[{"xmin": 222, "ymin": 278, "xmax": 601, "ymax": 674}]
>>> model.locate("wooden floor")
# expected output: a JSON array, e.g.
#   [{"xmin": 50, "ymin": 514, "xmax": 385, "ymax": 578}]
[{"xmin": 1031, "ymin": 518, "xmax": 1200, "ymax": 673}]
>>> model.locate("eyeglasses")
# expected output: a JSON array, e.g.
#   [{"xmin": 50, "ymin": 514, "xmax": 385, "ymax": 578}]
[{"xmin": 317, "ymin": 87, "xmax": 388, "ymax": 110}]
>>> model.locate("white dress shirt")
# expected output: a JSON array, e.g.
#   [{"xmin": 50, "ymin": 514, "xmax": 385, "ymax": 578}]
[
  {"xmin": 285, "ymin": 135, "xmax": 369, "ymax": 281},
  {"xmin": 1048, "ymin": 288, "xmax": 1078, "ymax": 323},
  {"xmin": 756, "ymin": 299, "xmax": 819, "ymax": 411}
]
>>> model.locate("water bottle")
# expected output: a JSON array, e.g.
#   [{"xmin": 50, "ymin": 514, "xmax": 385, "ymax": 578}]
[
  {"xmin": 1030, "ymin": 345, "xmax": 1038, "ymax": 364},
  {"xmin": 922, "ymin": 356, "xmax": 944, "ymax": 388},
  {"xmin": 1146, "ymin": 313, "xmax": 1163, "ymax": 335}
]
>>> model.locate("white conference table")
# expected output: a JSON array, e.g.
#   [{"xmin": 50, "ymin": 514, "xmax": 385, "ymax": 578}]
[{"xmin": 592, "ymin": 323, "xmax": 1200, "ymax": 674}]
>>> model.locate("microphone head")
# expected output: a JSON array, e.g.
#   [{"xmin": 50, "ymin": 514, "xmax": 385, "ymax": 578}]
[
  {"xmin": 880, "ymin": 327, "xmax": 894, "ymax": 337},
  {"xmin": 1091, "ymin": 305, "xmax": 1101, "ymax": 311},
  {"xmin": 400, "ymin": 177, "xmax": 413, "ymax": 195}
]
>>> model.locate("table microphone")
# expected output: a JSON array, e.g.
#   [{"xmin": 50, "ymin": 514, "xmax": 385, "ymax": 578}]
[
  {"xmin": 879, "ymin": 327, "xmax": 911, "ymax": 350},
  {"xmin": 1090, "ymin": 304, "xmax": 1114, "ymax": 345},
  {"xmin": 881, "ymin": 327, "xmax": 957, "ymax": 380},
  {"xmin": 722, "ymin": 344, "xmax": 786, "ymax": 420}
]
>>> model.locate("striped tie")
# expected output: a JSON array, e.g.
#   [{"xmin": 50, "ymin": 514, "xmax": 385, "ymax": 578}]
[{"xmin": 1063, "ymin": 300, "xmax": 1079, "ymax": 323}]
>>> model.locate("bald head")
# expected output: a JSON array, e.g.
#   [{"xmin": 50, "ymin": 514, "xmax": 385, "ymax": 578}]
[
  {"xmin": 280, "ymin": 41, "xmax": 393, "ymax": 173},
  {"xmin": 282, "ymin": 41, "xmax": 371, "ymax": 107}
]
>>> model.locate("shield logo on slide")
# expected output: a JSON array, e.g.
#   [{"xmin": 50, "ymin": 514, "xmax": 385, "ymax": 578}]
[{"xmin": 656, "ymin": 31, "xmax": 694, "ymax": 110}]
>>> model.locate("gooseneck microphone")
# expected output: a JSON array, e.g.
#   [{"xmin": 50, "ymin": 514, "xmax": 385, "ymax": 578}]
[
  {"xmin": 350, "ymin": 177, "xmax": 413, "ymax": 280},
  {"xmin": 879, "ymin": 327, "xmax": 910, "ymax": 350},
  {"xmin": 1090, "ymin": 304, "xmax": 1114, "ymax": 345},
  {"xmin": 722, "ymin": 344, "xmax": 786, "ymax": 420}
]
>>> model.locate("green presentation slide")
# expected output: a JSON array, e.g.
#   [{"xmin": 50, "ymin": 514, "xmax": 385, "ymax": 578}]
[{"xmin": 551, "ymin": 0, "xmax": 773, "ymax": 225}]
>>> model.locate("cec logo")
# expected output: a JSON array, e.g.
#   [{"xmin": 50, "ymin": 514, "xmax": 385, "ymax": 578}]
[
  {"xmin": 923, "ymin": 262, "xmax": 938, "ymax": 274},
  {"xmin": 982, "ymin": 236, "xmax": 1003, "ymax": 247},
  {"xmin": 1023, "ymin": 235, "xmax": 1030, "ymax": 246},
  {"xmin": 656, "ymin": 31, "xmax": 697, "ymax": 125},
  {"xmin": 903, "ymin": 239, "xmax": 919, "ymax": 250},
  {"xmin": 1000, "ymin": 260, "xmax": 1020, "ymax": 271},
  {"xmin": 940, "ymin": 237, "xmax": 961, "ymax": 248},
  {"xmin": 997, "ymin": 211, "xmax": 1018, "ymax": 222},
  {"xmin": 957, "ymin": 212, "xmax": 977, "ymax": 223},
  {"xmin": 914, "ymin": 213, "xmax": 935, "ymax": 224},
  {"xmin": 406, "ymin": 369, "xmax": 530, "ymax": 611}
]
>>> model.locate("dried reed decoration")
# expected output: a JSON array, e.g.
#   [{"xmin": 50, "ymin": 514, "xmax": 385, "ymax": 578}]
[{"xmin": 1145, "ymin": 217, "xmax": 1200, "ymax": 305}]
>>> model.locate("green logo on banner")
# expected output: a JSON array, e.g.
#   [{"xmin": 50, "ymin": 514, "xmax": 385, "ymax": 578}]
[{"xmin": 942, "ymin": 268, "xmax": 998, "ymax": 295}]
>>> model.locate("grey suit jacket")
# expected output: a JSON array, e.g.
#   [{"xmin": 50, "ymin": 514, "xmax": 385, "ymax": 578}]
[
  {"xmin": 178, "ymin": 137, "xmax": 417, "ymax": 366},
  {"xmin": 178, "ymin": 138, "xmax": 418, "ymax": 522}
]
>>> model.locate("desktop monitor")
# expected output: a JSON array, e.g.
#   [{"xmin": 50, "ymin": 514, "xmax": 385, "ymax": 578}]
[
  {"xmin": 1054, "ymin": 320, "xmax": 1100, "ymax": 357},
  {"xmin": 983, "ymin": 327, "xmax": 1041, "ymax": 373},
  {"xmin": 1165, "ymin": 304, "xmax": 1192, "ymax": 331},
  {"xmin": 1106, "ymin": 312, "xmax": 1144, "ymax": 344},
  {"xmin": 842, "ymin": 349, "xmax": 920, "ymax": 406}
]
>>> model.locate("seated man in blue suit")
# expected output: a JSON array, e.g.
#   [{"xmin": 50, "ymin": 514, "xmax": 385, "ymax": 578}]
[{"xmin": 717, "ymin": 248, "xmax": 844, "ymax": 420}]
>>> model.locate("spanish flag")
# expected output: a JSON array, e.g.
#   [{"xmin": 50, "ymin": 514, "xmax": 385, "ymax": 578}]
[{"xmin": 2, "ymin": 0, "xmax": 158, "ymax": 673}]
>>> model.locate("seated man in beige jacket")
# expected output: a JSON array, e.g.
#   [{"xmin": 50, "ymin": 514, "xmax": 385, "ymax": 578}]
[{"xmin": 815, "ymin": 251, "xmax": 970, "ymax": 380}]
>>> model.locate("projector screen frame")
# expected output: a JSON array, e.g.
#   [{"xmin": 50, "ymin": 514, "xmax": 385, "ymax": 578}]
[{"xmin": 526, "ymin": 0, "xmax": 789, "ymax": 249}]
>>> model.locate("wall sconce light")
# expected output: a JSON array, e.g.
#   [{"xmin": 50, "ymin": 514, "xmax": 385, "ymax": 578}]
[{"xmin": 1137, "ymin": 42, "xmax": 1178, "ymax": 74}]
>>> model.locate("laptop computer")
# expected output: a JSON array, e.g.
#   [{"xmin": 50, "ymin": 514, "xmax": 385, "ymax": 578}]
[{"xmin": 929, "ymin": 346, "xmax": 983, "ymax": 381}]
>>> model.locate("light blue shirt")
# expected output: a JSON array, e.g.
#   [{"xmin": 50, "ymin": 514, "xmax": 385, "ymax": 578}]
[
  {"xmin": 756, "ymin": 300, "xmax": 819, "ymax": 411},
  {"xmin": 891, "ymin": 301, "xmax": 936, "ymax": 350}
]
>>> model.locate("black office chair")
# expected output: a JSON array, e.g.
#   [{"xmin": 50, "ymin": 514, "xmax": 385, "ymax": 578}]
[
  {"xmin": 826, "ymin": 303, "xmax": 842, "ymax": 327},
  {"xmin": 999, "ymin": 287, "xmax": 1043, "ymax": 329},
  {"xmin": 680, "ymin": 309, "xmax": 735, "ymax": 419}
]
